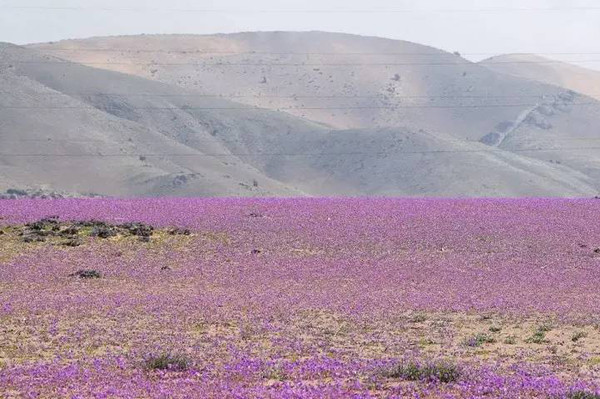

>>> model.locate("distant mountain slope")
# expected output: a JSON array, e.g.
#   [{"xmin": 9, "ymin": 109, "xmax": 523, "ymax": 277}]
[
  {"xmin": 27, "ymin": 32, "xmax": 600, "ymax": 196},
  {"xmin": 29, "ymin": 32, "xmax": 575, "ymax": 140},
  {"xmin": 491, "ymin": 96, "xmax": 600, "ymax": 184},
  {"xmin": 225, "ymin": 127, "xmax": 597, "ymax": 197},
  {"xmin": 0, "ymin": 43, "xmax": 303, "ymax": 197},
  {"xmin": 2, "ymin": 36, "xmax": 599, "ymax": 197},
  {"xmin": 480, "ymin": 54, "xmax": 600, "ymax": 101},
  {"xmin": 0, "ymin": 173, "xmax": 19, "ymax": 192}
]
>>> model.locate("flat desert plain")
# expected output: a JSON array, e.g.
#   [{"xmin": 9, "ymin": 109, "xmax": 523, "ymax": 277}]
[{"xmin": 1, "ymin": 199, "xmax": 600, "ymax": 398}]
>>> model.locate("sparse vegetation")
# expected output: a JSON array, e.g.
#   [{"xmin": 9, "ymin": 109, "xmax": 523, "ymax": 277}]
[
  {"xmin": 144, "ymin": 353, "xmax": 191, "ymax": 372},
  {"xmin": 262, "ymin": 366, "xmax": 289, "ymax": 381},
  {"xmin": 464, "ymin": 333, "xmax": 496, "ymax": 347},
  {"xmin": 526, "ymin": 330, "xmax": 549, "ymax": 344},
  {"xmin": 504, "ymin": 335, "xmax": 517, "ymax": 345},
  {"xmin": 384, "ymin": 361, "xmax": 460, "ymax": 383}
]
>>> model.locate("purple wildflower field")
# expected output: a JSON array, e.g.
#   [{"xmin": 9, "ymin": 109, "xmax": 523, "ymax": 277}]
[{"xmin": 1, "ymin": 198, "xmax": 600, "ymax": 398}]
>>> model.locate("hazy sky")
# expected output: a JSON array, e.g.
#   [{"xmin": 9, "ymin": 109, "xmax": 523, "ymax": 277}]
[{"xmin": 1, "ymin": 0, "xmax": 600, "ymax": 67}]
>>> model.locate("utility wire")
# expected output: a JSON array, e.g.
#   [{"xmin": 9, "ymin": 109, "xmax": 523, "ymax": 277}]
[
  {"xmin": 7, "ymin": 60, "xmax": 600, "ymax": 66},
  {"xmin": 4, "ymin": 137, "xmax": 600, "ymax": 143},
  {"xmin": 1, "ymin": 147, "xmax": 599, "ymax": 158},
  {"xmin": 0, "ymin": 103, "xmax": 594, "ymax": 110},
  {"xmin": 27, "ymin": 49, "xmax": 600, "ymax": 56},
  {"xmin": 4, "ymin": 6, "xmax": 600, "ymax": 13},
  {"xmin": 0, "ymin": 93, "xmax": 590, "ymax": 99}
]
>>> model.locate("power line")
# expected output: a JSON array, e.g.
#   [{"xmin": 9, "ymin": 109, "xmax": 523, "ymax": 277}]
[
  {"xmin": 0, "ymin": 103, "xmax": 594, "ymax": 111},
  {"xmin": 0, "ymin": 92, "xmax": 589, "ymax": 100},
  {"xmin": 4, "ymin": 6, "xmax": 600, "ymax": 13},
  {"xmin": 1, "ymin": 147, "xmax": 599, "ymax": 158},
  {"xmin": 4, "ymin": 137, "xmax": 600, "ymax": 144},
  {"xmin": 7, "ymin": 60, "xmax": 600, "ymax": 66},
  {"xmin": 29, "ymin": 48, "xmax": 600, "ymax": 56}
]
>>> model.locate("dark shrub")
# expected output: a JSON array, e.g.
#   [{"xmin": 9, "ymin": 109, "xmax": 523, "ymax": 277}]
[
  {"xmin": 60, "ymin": 226, "xmax": 80, "ymax": 236},
  {"xmin": 61, "ymin": 238, "xmax": 83, "ymax": 247},
  {"xmin": 69, "ymin": 270, "xmax": 102, "ymax": 279},
  {"xmin": 144, "ymin": 353, "xmax": 191, "ymax": 372},
  {"xmin": 90, "ymin": 226, "xmax": 117, "ymax": 239},
  {"xmin": 27, "ymin": 216, "xmax": 60, "ymax": 231},
  {"xmin": 121, "ymin": 222, "xmax": 153, "ymax": 238},
  {"xmin": 168, "ymin": 228, "xmax": 191, "ymax": 236},
  {"xmin": 568, "ymin": 391, "xmax": 600, "ymax": 399},
  {"xmin": 572, "ymin": 331, "xmax": 587, "ymax": 342},
  {"xmin": 410, "ymin": 314, "xmax": 427, "ymax": 323},
  {"xmin": 22, "ymin": 234, "xmax": 46, "ymax": 243}
]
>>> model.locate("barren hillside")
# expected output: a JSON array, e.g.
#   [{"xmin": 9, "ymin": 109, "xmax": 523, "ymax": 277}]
[
  {"xmin": 1, "ymin": 33, "xmax": 598, "ymax": 196},
  {"xmin": 481, "ymin": 54, "xmax": 600, "ymax": 101},
  {"xmin": 30, "ymin": 32, "xmax": 577, "ymax": 139},
  {"xmin": 0, "ymin": 43, "xmax": 303, "ymax": 197}
]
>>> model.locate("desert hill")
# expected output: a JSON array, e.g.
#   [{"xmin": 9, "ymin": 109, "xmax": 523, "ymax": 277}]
[
  {"xmin": 0, "ymin": 32, "xmax": 598, "ymax": 196},
  {"xmin": 0, "ymin": 43, "xmax": 304, "ymax": 196},
  {"xmin": 30, "ymin": 32, "xmax": 575, "ymax": 139},
  {"xmin": 481, "ymin": 54, "xmax": 600, "ymax": 102}
]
